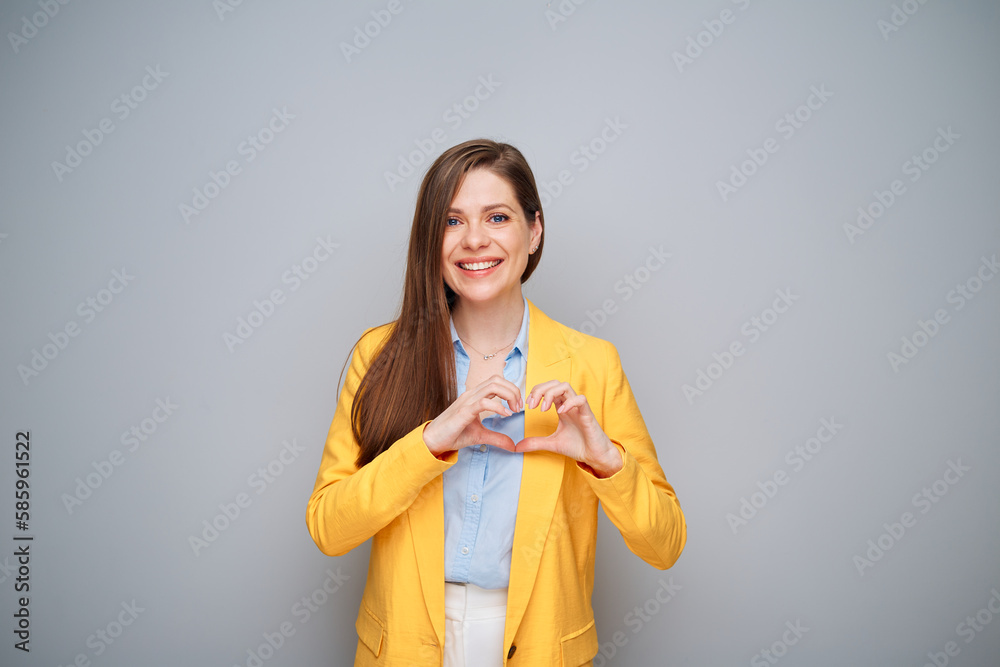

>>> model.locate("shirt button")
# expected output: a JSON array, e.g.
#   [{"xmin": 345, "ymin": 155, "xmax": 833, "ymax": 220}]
[
  {"xmin": 461, "ymin": 546, "xmax": 469, "ymax": 555},
  {"xmin": 471, "ymin": 494, "xmax": 479, "ymax": 503},
  {"xmin": 479, "ymin": 444, "xmax": 487, "ymax": 452}
]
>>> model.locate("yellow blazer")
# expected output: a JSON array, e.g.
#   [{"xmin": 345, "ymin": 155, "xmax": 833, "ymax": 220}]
[{"xmin": 306, "ymin": 299, "xmax": 686, "ymax": 666}]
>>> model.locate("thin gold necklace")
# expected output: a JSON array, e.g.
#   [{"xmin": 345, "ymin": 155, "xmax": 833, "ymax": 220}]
[{"xmin": 456, "ymin": 332, "xmax": 518, "ymax": 360}]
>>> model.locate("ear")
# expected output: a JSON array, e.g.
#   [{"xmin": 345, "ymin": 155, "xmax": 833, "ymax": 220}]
[{"xmin": 530, "ymin": 211, "xmax": 543, "ymax": 247}]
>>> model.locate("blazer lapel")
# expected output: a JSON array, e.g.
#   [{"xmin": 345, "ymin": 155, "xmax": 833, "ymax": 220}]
[
  {"xmin": 410, "ymin": 475, "xmax": 446, "ymax": 647},
  {"xmin": 505, "ymin": 299, "xmax": 570, "ymax": 647}
]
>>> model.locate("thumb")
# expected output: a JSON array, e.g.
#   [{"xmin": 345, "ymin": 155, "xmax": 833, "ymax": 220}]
[
  {"xmin": 470, "ymin": 423, "xmax": 517, "ymax": 452},
  {"xmin": 514, "ymin": 435, "xmax": 552, "ymax": 454}
]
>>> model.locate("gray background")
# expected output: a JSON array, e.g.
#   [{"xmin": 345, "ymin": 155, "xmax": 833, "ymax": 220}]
[{"xmin": 2, "ymin": 0, "xmax": 999, "ymax": 665}]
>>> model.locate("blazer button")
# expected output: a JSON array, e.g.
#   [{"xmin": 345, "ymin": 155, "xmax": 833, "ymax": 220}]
[{"xmin": 507, "ymin": 645, "xmax": 516, "ymax": 659}]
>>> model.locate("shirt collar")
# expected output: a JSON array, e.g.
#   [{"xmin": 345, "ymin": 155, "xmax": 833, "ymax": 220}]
[{"xmin": 450, "ymin": 295, "xmax": 529, "ymax": 360}]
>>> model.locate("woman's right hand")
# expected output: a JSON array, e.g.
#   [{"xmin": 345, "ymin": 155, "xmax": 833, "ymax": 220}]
[{"xmin": 422, "ymin": 375, "xmax": 523, "ymax": 457}]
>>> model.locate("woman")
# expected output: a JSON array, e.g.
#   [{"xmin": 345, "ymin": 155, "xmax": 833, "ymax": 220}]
[{"xmin": 306, "ymin": 139, "xmax": 686, "ymax": 666}]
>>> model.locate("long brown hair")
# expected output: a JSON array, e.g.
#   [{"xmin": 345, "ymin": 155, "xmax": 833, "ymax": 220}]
[{"xmin": 349, "ymin": 139, "xmax": 545, "ymax": 468}]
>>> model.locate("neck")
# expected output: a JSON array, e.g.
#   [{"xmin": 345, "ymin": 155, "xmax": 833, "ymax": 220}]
[{"xmin": 452, "ymin": 290, "xmax": 525, "ymax": 353}]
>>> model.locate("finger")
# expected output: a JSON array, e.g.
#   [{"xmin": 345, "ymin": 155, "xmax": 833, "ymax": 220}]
[
  {"xmin": 474, "ymin": 395, "xmax": 514, "ymax": 418},
  {"xmin": 468, "ymin": 427, "xmax": 517, "ymax": 452},
  {"xmin": 461, "ymin": 392, "xmax": 514, "ymax": 420},
  {"xmin": 556, "ymin": 394, "xmax": 589, "ymax": 414},
  {"xmin": 470, "ymin": 378, "xmax": 522, "ymax": 413},
  {"xmin": 472, "ymin": 374, "xmax": 522, "ymax": 398},
  {"xmin": 514, "ymin": 435, "xmax": 544, "ymax": 453},
  {"xmin": 489, "ymin": 433, "xmax": 518, "ymax": 452},
  {"xmin": 532, "ymin": 382, "xmax": 575, "ymax": 412},
  {"xmin": 526, "ymin": 380, "xmax": 561, "ymax": 409},
  {"xmin": 515, "ymin": 435, "xmax": 562, "ymax": 456},
  {"xmin": 438, "ymin": 394, "xmax": 511, "ymax": 443}
]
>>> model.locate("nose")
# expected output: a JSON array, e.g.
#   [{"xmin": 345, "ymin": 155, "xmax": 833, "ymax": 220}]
[{"xmin": 460, "ymin": 220, "xmax": 489, "ymax": 250}]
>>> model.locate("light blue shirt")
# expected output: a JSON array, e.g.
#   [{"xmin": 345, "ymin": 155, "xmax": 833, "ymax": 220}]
[{"xmin": 443, "ymin": 296, "xmax": 528, "ymax": 590}]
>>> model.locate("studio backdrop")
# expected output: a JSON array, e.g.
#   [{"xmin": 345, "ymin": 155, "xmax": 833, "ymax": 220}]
[{"xmin": 2, "ymin": 0, "xmax": 998, "ymax": 665}]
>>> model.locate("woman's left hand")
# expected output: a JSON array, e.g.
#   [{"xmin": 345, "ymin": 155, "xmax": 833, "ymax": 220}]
[{"xmin": 515, "ymin": 380, "xmax": 623, "ymax": 478}]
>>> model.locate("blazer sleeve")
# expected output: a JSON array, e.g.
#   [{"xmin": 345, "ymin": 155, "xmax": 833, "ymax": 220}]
[
  {"xmin": 578, "ymin": 341, "xmax": 687, "ymax": 569},
  {"xmin": 305, "ymin": 327, "xmax": 457, "ymax": 557}
]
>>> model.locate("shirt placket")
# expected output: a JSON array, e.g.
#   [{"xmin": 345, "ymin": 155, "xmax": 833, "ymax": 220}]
[
  {"xmin": 447, "ymin": 323, "xmax": 524, "ymax": 583},
  {"xmin": 453, "ymin": 443, "xmax": 488, "ymax": 579}
]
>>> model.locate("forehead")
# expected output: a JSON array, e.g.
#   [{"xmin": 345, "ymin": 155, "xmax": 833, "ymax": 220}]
[{"xmin": 450, "ymin": 169, "xmax": 517, "ymax": 208}]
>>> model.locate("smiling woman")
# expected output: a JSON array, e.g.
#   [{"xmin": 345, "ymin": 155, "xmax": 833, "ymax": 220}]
[
  {"xmin": 306, "ymin": 139, "xmax": 686, "ymax": 667},
  {"xmin": 440, "ymin": 169, "xmax": 542, "ymax": 347}
]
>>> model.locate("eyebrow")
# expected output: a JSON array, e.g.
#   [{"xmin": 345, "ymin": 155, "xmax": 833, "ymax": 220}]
[{"xmin": 446, "ymin": 203, "xmax": 515, "ymax": 215}]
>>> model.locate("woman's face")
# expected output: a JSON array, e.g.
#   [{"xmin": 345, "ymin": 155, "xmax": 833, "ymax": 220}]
[{"xmin": 440, "ymin": 168, "xmax": 542, "ymax": 309}]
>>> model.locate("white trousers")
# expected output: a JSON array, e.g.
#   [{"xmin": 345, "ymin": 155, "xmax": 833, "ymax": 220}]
[{"xmin": 443, "ymin": 582, "xmax": 508, "ymax": 667}]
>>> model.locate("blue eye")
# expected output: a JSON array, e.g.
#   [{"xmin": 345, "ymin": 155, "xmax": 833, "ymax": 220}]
[
  {"xmin": 490, "ymin": 213, "xmax": 508, "ymax": 223},
  {"xmin": 445, "ymin": 217, "xmax": 460, "ymax": 226}
]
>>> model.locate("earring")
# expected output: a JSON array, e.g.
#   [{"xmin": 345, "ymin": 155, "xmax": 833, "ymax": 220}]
[{"xmin": 530, "ymin": 246, "xmax": 538, "ymax": 253}]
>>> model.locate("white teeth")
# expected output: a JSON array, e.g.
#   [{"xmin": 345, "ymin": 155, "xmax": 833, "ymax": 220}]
[{"xmin": 459, "ymin": 260, "xmax": 501, "ymax": 271}]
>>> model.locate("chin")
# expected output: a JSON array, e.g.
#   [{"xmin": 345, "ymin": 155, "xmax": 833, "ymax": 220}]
[{"xmin": 455, "ymin": 286, "xmax": 520, "ymax": 305}]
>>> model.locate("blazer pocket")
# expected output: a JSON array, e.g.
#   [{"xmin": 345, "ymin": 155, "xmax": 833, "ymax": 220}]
[
  {"xmin": 560, "ymin": 619, "xmax": 598, "ymax": 666},
  {"xmin": 356, "ymin": 603, "xmax": 385, "ymax": 658}
]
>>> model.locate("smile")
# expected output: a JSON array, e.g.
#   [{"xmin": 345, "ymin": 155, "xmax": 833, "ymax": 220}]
[{"xmin": 458, "ymin": 259, "xmax": 502, "ymax": 271}]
